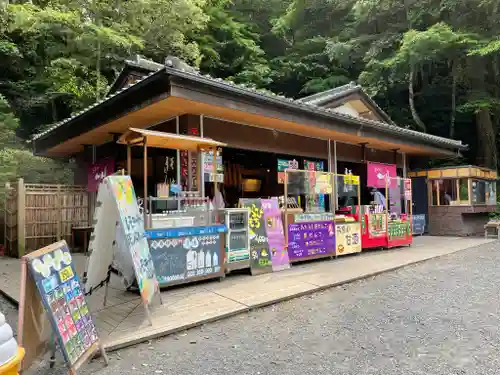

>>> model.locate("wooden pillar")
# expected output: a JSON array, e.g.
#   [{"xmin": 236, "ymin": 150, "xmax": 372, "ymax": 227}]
[
  {"xmin": 127, "ymin": 145, "xmax": 131, "ymax": 175},
  {"xmin": 4, "ymin": 182, "xmax": 9, "ymax": 253},
  {"xmin": 327, "ymin": 140, "xmax": 334, "ymax": 213},
  {"xmin": 402, "ymin": 152, "xmax": 407, "ymax": 178},
  {"xmin": 392, "ymin": 149, "xmax": 398, "ymax": 165},
  {"xmin": 200, "ymin": 115, "xmax": 205, "ymax": 198},
  {"xmin": 143, "ymin": 137, "xmax": 148, "ymax": 225},
  {"xmin": 56, "ymin": 185, "xmax": 62, "ymax": 241},
  {"xmin": 176, "ymin": 116, "xmax": 181, "ymax": 186},
  {"xmin": 17, "ymin": 178, "xmax": 26, "ymax": 257},
  {"xmin": 360, "ymin": 143, "xmax": 367, "ymax": 162},
  {"xmin": 333, "ymin": 140, "xmax": 338, "ymax": 212}
]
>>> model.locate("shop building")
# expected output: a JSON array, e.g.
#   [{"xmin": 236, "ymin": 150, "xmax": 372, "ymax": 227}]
[{"xmin": 29, "ymin": 55, "xmax": 491, "ymax": 282}]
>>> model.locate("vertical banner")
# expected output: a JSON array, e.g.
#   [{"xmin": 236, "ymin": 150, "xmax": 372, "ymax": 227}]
[
  {"xmin": 261, "ymin": 198, "xmax": 290, "ymax": 272},
  {"xmin": 239, "ymin": 199, "xmax": 273, "ymax": 275}
]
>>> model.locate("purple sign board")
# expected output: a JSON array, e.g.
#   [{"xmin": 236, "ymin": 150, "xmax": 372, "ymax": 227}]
[
  {"xmin": 261, "ymin": 198, "xmax": 290, "ymax": 272},
  {"xmin": 287, "ymin": 221, "xmax": 335, "ymax": 260}
]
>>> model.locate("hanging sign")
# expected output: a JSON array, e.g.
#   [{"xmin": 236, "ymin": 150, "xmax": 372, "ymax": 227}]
[
  {"xmin": 19, "ymin": 241, "xmax": 106, "ymax": 373},
  {"xmin": 239, "ymin": 199, "xmax": 273, "ymax": 275},
  {"xmin": 87, "ymin": 159, "xmax": 114, "ymax": 192},
  {"xmin": 367, "ymin": 162, "xmax": 397, "ymax": 188},
  {"xmin": 203, "ymin": 147, "xmax": 224, "ymax": 182},
  {"xmin": 277, "ymin": 159, "xmax": 298, "ymax": 184}
]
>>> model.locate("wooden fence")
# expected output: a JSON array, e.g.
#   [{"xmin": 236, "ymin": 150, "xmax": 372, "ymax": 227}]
[{"xmin": 2, "ymin": 179, "xmax": 90, "ymax": 257}]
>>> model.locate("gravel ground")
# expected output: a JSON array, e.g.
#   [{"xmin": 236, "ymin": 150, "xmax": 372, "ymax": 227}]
[{"xmin": 18, "ymin": 241, "xmax": 500, "ymax": 375}]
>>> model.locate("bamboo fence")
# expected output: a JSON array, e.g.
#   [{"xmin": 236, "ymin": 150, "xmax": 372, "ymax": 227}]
[{"xmin": 2, "ymin": 179, "xmax": 90, "ymax": 257}]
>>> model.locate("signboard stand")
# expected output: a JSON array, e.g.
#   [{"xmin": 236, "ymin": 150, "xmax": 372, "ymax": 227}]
[
  {"xmin": 18, "ymin": 241, "xmax": 109, "ymax": 375},
  {"xmin": 85, "ymin": 175, "xmax": 162, "ymax": 328},
  {"xmin": 239, "ymin": 199, "xmax": 273, "ymax": 275}
]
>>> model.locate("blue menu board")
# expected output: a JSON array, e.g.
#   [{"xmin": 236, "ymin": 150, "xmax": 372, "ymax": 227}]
[
  {"xmin": 26, "ymin": 240, "xmax": 99, "ymax": 367},
  {"xmin": 146, "ymin": 225, "xmax": 226, "ymax": 286}
]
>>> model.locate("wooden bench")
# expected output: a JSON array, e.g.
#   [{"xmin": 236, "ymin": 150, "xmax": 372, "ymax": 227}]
[{"xmin": 484, "ymin": 221, "xmax": 500, "ymax": 239}]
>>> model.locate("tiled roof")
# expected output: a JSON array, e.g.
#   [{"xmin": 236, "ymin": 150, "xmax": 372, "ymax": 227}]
[
  {"xmin": 32, "ymin": 58, "xmax": 466, "ymax": 151},
  {"xmin": 297, "ymin": 82, "xmax": 360, "ymax": 105}
]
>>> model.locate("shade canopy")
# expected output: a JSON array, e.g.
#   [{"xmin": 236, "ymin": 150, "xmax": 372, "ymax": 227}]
[{"xmin": 118, "ymin": 128, "xmax": 226, "ymax": 151}]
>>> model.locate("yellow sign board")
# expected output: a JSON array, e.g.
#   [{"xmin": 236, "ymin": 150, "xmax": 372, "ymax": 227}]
[
  {"xmin": 335, "ymin": 222, "xmax": 362, "ymax": 255},
  {"xmin": 343, "ymin": 175, "xmax": 360, "ymax": 185}
]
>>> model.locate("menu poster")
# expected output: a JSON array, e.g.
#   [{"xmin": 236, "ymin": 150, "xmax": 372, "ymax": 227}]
[
  {"xmin": 24, "ymin": 241, "xmax": 100, "ymax": 370},
  {"xmin": 412, "ymin": 214, "xmax": 426, "ymax": 235},
  {"xmin": 105, "ymin": 176, "xmax": 158, "ymax": 305},
  {"xmin": 368, "ymin": 213, "xmax": 387, "ymax": 238},
  {"xmin": 227, "ymin": 211, "xmax": 250, "ymax": 263},
  {"xmin": 277, "ymin": 159, "xmax": 298, "ymax": 184},
  {"xmin": 335, "ymin": 222, "xmax": 362, "ymax": 255},
  {"xmin": 388, "ymin": 221, "xmax": 411, "ymax": 240},
  {"xmin": 239, "ymin": 199, "xmax": 273, "ymax": 275},
  {"xmin": 287, "ymin": 221, "xmax": 335, "ymax": 260},
  {"xmin": 203, "ymin": 147, "xmax": 224, "ymax": 182},
  {"xmin": 146, "ymin": 226, "xmax": 225, "ymax": 286},
  {"xmin": 261, "ymin": 198, "xmax": 290, "ymax": 272}
]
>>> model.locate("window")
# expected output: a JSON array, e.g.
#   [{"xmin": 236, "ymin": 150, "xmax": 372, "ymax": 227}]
[
  {"xmin": 458, "ymin": 178, "xmax": 469, "ymax": 202},
  {"xmin": 440, "ymin": 179, "xmax": 457, "ymax": 205},
  {"xmin": 431, "ymin": 180, "xmax": 439, "ymax": 206},
  {"xmin": 486, "ymin": 181, "xmax": 497, "ymax": 205},
  {"xmin": 472, "ymin": 180, "xmax": 486, "ymax": 204}
]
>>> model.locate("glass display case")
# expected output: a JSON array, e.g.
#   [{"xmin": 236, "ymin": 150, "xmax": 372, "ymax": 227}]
[
  {"xmin": 218, "ymin": 208, "xmax": 250, "ymax": 272},
  {"xmin": 284, "ymin": 169, "xmax": 336, "ymax": 261}
]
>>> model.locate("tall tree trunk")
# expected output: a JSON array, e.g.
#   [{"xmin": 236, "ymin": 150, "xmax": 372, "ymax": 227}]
[
  {"xmin": 409, "ymin": 65, "xmax": 426, "ymax": 131},
  {"xmin": 450, "ymin": 59, "xmax": 456, "ymax": 138},
  {"xmin": 476, "ymin": 108, "xmax": 497, "ymax": 170},
  {"xmin": 468, "ymin": 57, "xmax": 498, "ymax": 170}
]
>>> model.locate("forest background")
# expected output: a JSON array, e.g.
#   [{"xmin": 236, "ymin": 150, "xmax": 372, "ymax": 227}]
[{"xmin": 1, "ymin": 0, "xmax": 500, "ymax": 184}]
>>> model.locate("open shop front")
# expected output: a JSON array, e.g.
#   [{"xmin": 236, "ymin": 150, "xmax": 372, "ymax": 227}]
[
  {"xmin": 283, "ymin": 169, "xmax": 362, "ymax": 261},
  {"xmin": 361, "ymin": 162, "xmax": 413, "ymax": 249},
  {"xmin": 118, "ymin": 128, "xmax": 229, "ymax": 287},
  {"xmin": 409, "ymin": 166, "xmax": 497, "ymax": 236}
]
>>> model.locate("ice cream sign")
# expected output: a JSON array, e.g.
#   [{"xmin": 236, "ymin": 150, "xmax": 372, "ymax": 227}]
[{"xmin": 367, "ymin": 162, "xmax": 397, "ymax": 188}]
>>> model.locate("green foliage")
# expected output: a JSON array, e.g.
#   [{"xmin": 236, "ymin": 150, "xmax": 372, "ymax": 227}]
[{"xmin": 0, "ymin": 94, "xmax": 73, "ymax": 186}]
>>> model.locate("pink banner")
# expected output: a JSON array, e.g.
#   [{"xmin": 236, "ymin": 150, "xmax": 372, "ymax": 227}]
[
  {"xmin": 261, "ymin": 198, "xmax": 290, "ymax": 272},
  {"xmin": 88, "ymin": 158, "xmax": 115, "ymax": 192},
  {"xmin": 367, "ymin": 162, "xmax": 397, "ymax": 188}
]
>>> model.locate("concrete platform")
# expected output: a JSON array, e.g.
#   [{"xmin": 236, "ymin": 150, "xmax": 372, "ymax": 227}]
[{"xmin": 0, "ymin": 236, "xmax": 493, "ymax": 351}]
